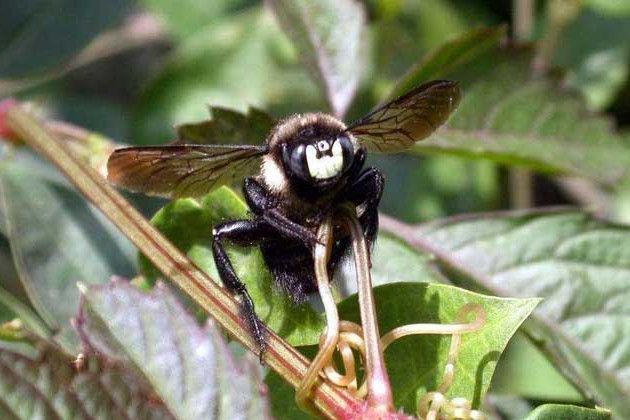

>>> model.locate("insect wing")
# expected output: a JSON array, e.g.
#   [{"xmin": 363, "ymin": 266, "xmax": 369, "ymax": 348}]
[
  {"xmin": 107, "ymin": 144, "xmax": 266, "ymax": 198},
  {"xmin": 348, "ymin": 80, "xmax": 461, "ymax": 153}
]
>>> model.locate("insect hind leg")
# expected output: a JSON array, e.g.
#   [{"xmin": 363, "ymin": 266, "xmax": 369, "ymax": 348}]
[{"xmin": 212, "ymin": 219, "xmax": 272, "ymax": 362}]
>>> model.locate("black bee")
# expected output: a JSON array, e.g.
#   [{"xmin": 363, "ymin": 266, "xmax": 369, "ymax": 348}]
[{"xmin": 107, "ymin": 80, "xmax": 461, "ymax": 357}]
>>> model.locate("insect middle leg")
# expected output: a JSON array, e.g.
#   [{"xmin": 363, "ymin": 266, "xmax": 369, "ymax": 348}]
[{"xmin": 212, "ymin": 219, "xmax": 274, "ymax": 361}]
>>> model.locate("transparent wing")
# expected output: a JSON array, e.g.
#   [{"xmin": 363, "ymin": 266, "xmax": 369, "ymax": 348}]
[
  {"xmin": 107, "ymin": 144, "xmax": 266, "ymax": 198},
  {"xmin": 348, "ymin": 80, "xmax": 461, "ymax": 153}
]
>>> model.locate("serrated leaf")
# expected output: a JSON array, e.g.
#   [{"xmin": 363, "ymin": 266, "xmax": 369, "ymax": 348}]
[
  {"xmin": 524, "ymin": 404, "xmax": 611, "ymax": 420},
  {"xmin": 176, "ymin": 106, "xmax": 275, "ymax": 145},
  {"xmin": 266, "ymin": 0, "xmax": 367, "ymax": 117},
  {"xmin": 76, "ymin": 279, "xmax": 272, "ymax": 420},
  {"xmin": 0, "ymin": 0, "xmax": 131, "ymax": 79},
  {"xmin": 266, "ymin": 283, "xmax": 537, "ymax": 417},
  {"xmin": 0, "ymin": 163, "xmax": 135, "ymax": 352},
  {"xmin": 390, "ymin": 26, "xmax": 630, "ymax": 186},
  {"xmin": 389, "ymin": 210, "xmax": 630, "ymax": 418},
  {"xmin": 139, "ymin": 186, "xmax": 326, "ymax": 347},
  {"xmin": 0, "ymin": 337, "xmax": 173, "ymax": 420}
]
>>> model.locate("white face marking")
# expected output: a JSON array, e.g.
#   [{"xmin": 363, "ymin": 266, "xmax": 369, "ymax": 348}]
[{"xmin": 306, "ymin": 139, "xmax": 344, "ymax": 180}]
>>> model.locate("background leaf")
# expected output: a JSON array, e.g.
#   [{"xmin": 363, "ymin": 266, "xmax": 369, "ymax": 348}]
[
  {"xmin": 266, "ymin": 0, "xmax": 367, "ymax": 117},
  {"xmin": 132, "ymin": 8, "xmax": 321, "ymax": 145},
  {"xmin": 0, "ymin": 0, "xmax": 132, "ymax": 79},
  {"xmin": 139, "ymin": 0, "xmax": 251, "ymax": 39},
  {"xmin": 0, "ymin": 162, "xmax": 135, "ymax": 352},
  {"xmin": 0, "ymin": 337, "xmax": 174, "ymax": 419},
  {"xmin": 392, "ymin": 26, "xmax": 630, "ymax": 186},
  {"xmin": 76, "ymin": 279, "xmax": 273, "ymax": 420}
]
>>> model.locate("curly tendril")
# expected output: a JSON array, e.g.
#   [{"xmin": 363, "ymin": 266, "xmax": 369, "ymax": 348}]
[{"xmin": 298, "ymin": 212, "xmax": 488, "ymax": 420}]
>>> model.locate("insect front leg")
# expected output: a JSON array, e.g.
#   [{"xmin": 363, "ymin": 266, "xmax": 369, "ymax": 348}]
[
  {"xmin": 244, "ymin": 177, "xmax": 319, "ymax": 248},
  {"xmin": 212, "ymin": 219, "xmax": 273, "ymax": 361},
  {"xmin": 346, "ymin": 167, "xmax": 384, "ymax": 247}
]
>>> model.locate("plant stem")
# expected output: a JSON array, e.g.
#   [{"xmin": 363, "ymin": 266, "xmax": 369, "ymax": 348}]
[
  {"xmin": 4, "ymin": 104, "xmax": 362, "ymax": 419},
  {"xmin": 341, "ymin": 206, "xmax": 394, "ymax": 413},
  {"xmin": 510, "ymin": 0, "xmax": 536, "ymax": 209}
]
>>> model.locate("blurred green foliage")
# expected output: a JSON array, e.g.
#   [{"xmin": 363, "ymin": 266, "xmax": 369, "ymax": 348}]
[{"xmin": 1, "ymin": 0, "xmax": 629, "ymax": 419}]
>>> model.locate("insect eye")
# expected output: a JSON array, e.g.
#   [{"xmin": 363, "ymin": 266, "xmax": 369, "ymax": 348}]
[{"xmin": 282, "ymin": 144, "xmax": 310, "ymax": 181}]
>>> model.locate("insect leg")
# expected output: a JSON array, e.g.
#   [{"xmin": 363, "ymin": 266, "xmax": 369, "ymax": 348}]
[
  {"xmin": 243, "ymin": 178, "xmax": 318, "ymax": 247},
  {"xmin": 346, "ymin": 167, "xmax": 385, "ymax": 247},
  {"xmin": 212, "ymin": 219, "xmax": 272, "ymax": 361},
  {"xmin": 263, "ymin": 208, "xmax": 319, "ymax": 248}
]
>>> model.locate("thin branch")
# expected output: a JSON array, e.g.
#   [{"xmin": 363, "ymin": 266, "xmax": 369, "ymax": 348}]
[{"xmin": 4, "ymin": 104, "xmax": 362, "ymax": 419}]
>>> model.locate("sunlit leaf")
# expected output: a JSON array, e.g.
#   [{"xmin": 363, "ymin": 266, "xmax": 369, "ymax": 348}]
[{"xmin": 266, "ymin": 283, "xmax": 537, "ymax": 416}]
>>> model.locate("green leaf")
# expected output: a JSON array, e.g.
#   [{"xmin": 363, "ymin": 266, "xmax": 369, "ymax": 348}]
[
  {"xmin": 391, "ymin": 210, "xmax": 630, "ymax": 418},
  {"xmin": 133, "ymin": 8, "xmax": 321, "ymax": 145},
  {"xmin": 266, "ymin": 0, "xmax": 367, "ymax": 117},
  {"xmin": 77, "ymin": 279, "xmax": 272, "ymax": 420},
  {"xmin": 338, "ymin": 283, "xmax": 538, "ymax": 413},
  {"xmin": 139, "ymin": 0, "xmax": 249, "ymax": 39},
  {"xmin": 524, "ymin": 404, "xmax": 611, "ymax": 420},
  {"xmin": 266, "ymin": 283, "xmax": 537, "ymax": 417},
  {"xmin": 0, "ymin": 0, "xmax": 132, "ymax": 79},
  {"xmin": 140, "ymin": 186, "xmax": 325, "ymax": 346},
  {"xmin": 0, "ymin": 163, "xmax": 135, "ymax": 352},
  {"xmin": 391, "ymin": 26, "xmax": 630, "ymax": 186},
  {"xmin": 0, "ymin": 336, "xmax": 174, "ymax": 419},
  {"xmin": 176, "ymin": 106, "xmax": 275, "ymax": 145}
]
